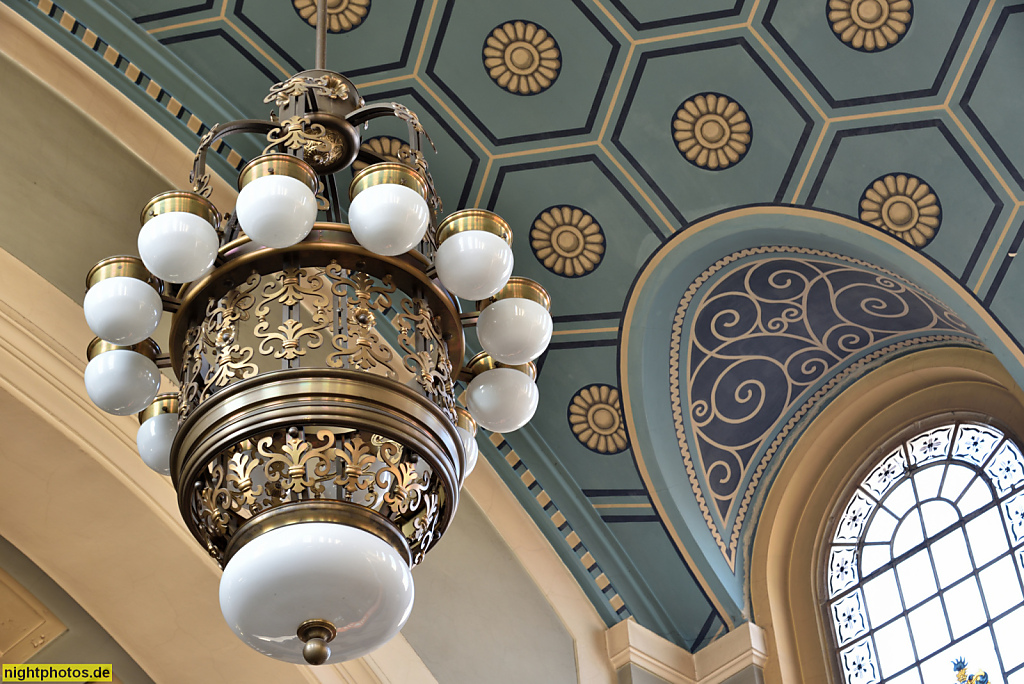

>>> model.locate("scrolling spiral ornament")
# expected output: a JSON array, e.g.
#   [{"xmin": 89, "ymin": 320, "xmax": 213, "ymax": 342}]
[{"xmin": 669, "ymin": 248, "xmax": 980, "ymax": 568}]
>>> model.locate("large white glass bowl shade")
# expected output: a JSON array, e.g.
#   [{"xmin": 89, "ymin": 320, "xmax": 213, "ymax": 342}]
[
  {"xmin": 476, "ymin": 298, "xmax": 553, "ymax": 365},
  {"xmin": 219, "ymin": 522, "xmax": 414, "ymax": 664},
  {"xmin": 434, "ymin": 231, "xmax": 513, "ymax": 300},
  {"xmin": 138, "ymin": 211, "xmax": 219, "ymax": 283},
  {"xmin": 349, "ymin": 184, "xmax": 430, "ymax": 256},
  {"xmin": 136, "ymin": 412, "xmax": 178, "ymax": 475},
  {"xmin": 235, "ymin": 175, "xmax": 318, "ymax": 248},
  {"xmin": 466, "ymin": 368, "xmax": 538, "ymax": 433},
  {"xmin": 84, "ymin": 350, "xmax": 161, "ymax": 416},
  {"xmin": 83, "ymin": 276, "xmax": 162, "ymax": 346},
  {"xmin": 457, "ymin": 426, "xmax": 479, "ymax": 476}
]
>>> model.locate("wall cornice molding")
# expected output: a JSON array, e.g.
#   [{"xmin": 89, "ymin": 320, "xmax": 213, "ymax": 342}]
[{"xmin": 606, "ymin": 619, "xmax": 766, "ymax": 684}]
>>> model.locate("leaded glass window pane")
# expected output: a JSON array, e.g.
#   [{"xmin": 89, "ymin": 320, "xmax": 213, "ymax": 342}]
[{"xmin": 825, "ymin": 420, "xmax": 1024, "ymax": 683}]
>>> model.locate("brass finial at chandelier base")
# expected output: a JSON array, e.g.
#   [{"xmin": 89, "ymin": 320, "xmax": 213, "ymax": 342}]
[{"xmin": 297, "ymin": 619, "xmax": 337, "ymax": 665}]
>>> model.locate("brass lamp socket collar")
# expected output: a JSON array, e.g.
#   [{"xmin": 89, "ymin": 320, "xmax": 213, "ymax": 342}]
[
  {"xmin": 297, "ymin": 619, "xmax": 336, "ymax": 644},
  {"xmin": 86, "ymin": 337, "xmax": 161, "ymax": 363},
  {"xmin": 297, "ymin": 619, "xmax": 337, "ymax": 666},
  {"xmin": 466, "ymin": 351, "xmax": 537, "ymax": 382},
  {"xmin": 454, "ymin": 406, "xmax": 477, "ymax": 437},
  {"xmin": 238, "ymin": 153, "xmax": 319, "ymax": 194},
  {"xmin": 138, "ymin": 393, "xmax": 179, "ymax": 425},
  {"xmin": 141, "ymin": 191, "xmax": 219, "ymax": 229},
  {"xmin": 86, "ymin": 256, "xmax": 161, "ymax": 292},
  {"xmin": 435, "ymin": 209, "xmax": 512, "ymax": 248},
  {"xmin": 349, "ymin": 162, "xmax": 429, "ymax": 202},
  {"xmin": 476, "ymin": 276, "xmax": 551, "ymax": 313}
]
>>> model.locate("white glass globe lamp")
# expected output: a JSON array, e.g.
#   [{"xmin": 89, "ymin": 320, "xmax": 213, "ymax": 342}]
[
  {"xmin": 235, "ymin": 154, "xmax": 319, "ymax": 249},
  {"xmin": 84, "ymin": 338, "xmax": 161, "ymax": 416},
  {"xmin": 465, "ymin": 353, "xmax": 539, "ymax": 433},
  {"xmin": 349, "ymin": 163, "xmax": 431, "ymax": 256},
  {"xmin": 476, "ymin": 277, "xmax": 552, "ymax": 365},
  {"xmin": 84, "ymin": 256, "xmax": 163, "ymax": 346},
  {"xmin": 136, "ymin": 394, "xmax": 179, "ymax": 476},
  {"xmin": 138, "ymin": 191, "xmax": 220, "ymax": 283},
  {"xmin": 455, "ymin": 407, "xmax": 479, "ymax": 478},
  {"xmin": 219, "ymin": 521, "xmax": 414, "ymax": 665},
  {"xmin": 434, "ymin": 209, "xmax": 514, "ymax": 300}
]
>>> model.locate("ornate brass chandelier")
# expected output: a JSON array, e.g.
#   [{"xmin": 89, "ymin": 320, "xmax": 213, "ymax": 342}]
[{"xmin": 80, "ymin": 0, "xmax": 552, "ymax": 667}]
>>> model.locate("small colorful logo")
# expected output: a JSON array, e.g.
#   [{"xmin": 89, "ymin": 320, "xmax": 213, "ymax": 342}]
[{"xmin": 953, "ymin": 658, "xmax": 989, "ymax": 684}]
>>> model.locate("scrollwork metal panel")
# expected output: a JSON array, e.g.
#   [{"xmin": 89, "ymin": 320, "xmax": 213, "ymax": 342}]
[
  {"xmin": 177, "ymin": 261, "xmax": 455, "ymax": 423},
  {"xmin": 190, "ymin": 425, "xmax": 442, "ymax": 564}
]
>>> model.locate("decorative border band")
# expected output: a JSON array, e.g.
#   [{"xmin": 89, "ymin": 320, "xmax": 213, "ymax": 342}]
[{"xmin": 23, "ymin": 0, "xmax": 245, "ymax": 172}]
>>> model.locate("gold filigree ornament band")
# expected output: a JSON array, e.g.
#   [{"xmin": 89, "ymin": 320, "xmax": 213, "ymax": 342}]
[{"xmin": 168, "ymin": 222, "xmax": 465, "ymax": 564}]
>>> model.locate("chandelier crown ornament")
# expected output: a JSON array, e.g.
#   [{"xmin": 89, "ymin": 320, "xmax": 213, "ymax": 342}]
[{"xmin": 82, "ymin": 0, "xmax": 551, "ymax": 666}]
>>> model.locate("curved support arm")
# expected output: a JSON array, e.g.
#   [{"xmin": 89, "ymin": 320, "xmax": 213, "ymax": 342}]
[
  {"xmin": 346, "ymin": 102, "xmax": 442, "ymax": 215},
  {"xmin": 190, "ymin": 119, "xmax": 278, "ymax": 198}
]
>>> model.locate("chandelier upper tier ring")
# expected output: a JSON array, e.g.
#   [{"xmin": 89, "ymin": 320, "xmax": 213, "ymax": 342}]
[{"xmin": 168, "ymin": 222, "xmax": 464, "ymax": 375}]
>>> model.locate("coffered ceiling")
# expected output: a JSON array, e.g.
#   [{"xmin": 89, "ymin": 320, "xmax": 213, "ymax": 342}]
[{"xmin": 5, "ymin": 0, "xmax": 1024, "ymax": 669}]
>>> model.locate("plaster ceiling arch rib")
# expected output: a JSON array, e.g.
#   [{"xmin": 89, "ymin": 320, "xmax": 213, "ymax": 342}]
[
  {"xmin": 610, "ymin": 36, "xmax": 817, "ymax": 227},
  {"xmin": 758, "ymin": 0, "xmax": 984, "ymax": 110},
  {"xmin": 423, "ymin": 0, "xmax": 622, "ymax": 147},
  {"xmin": 619, "ymin": 205, "xmax": 1024, "ymax": 623}
]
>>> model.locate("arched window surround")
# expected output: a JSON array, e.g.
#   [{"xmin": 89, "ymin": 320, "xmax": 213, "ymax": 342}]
[
  {"xmin": 750, "ymin": 347, "xmax": 1024, "ymax": 684},
  {"xmin": 822, "ymin": 415, "xmax": 1024, "ymax": 683}
]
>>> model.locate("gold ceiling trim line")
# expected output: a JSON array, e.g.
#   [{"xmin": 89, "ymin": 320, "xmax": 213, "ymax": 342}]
[{"xmin": 22, "ymin": 0, "xmax": 245, "ymax": 172}]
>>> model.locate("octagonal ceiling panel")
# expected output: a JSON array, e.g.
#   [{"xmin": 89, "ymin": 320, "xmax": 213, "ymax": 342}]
[
  {"xmin": 760, "ymin": 0, "xmax": 981, "ymax": 108},
  {"xmin": 612, "ymin": 36, "xmax": 814, "ymax": 224},
  {"xmin": 485, "ymin": 155, "xmax": 664, "ymax": 316},
  {"xmin": 959, "ymin": 5, "xmax": 1024, "ymax": 193},
  {"xmin": 425, "ymin": 0, "xmax": 620, "ymax": 144},
  {"xmin": 804, "ymin": 117, "xmax": 1004, "ymax": 283},
  {"xmin": 116, "ymin": 0, "xmax": 425, "ymax": 82}
]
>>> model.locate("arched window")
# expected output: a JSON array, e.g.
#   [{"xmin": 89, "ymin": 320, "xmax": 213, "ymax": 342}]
[{"xmin": 825, "ymin": 419, "xmax": 1024, "ymax": 683}]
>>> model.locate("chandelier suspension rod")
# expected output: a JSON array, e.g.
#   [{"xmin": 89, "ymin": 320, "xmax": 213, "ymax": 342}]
[{"xmin": 314, "ymin": 0, "xmax": 327, "ymax": 70}]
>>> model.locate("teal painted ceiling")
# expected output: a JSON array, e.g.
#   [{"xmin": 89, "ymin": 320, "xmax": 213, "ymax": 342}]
[{"xmin": 13, "ymin": 0, "xmax": 1024, "ymax": 654}]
